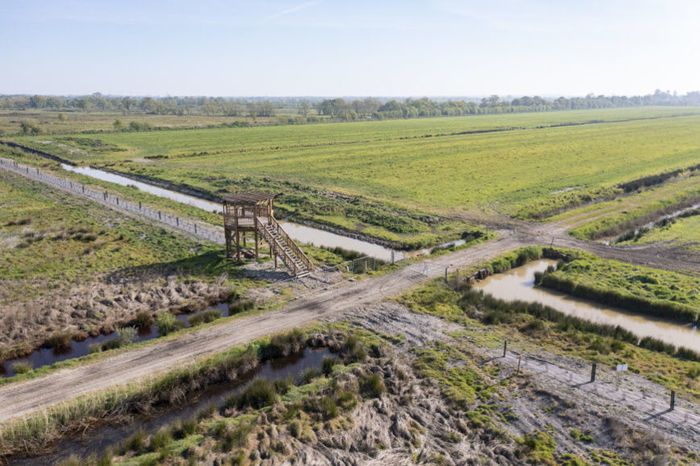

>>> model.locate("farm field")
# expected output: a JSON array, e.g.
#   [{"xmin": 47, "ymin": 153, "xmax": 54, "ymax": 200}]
[
  {"xmin": 0, "ymin": 110, "xmax": 298, "ymax": 136},
  {"xmin": 14, "ymin": 107, "xmax": 700, "ymax": 226}
]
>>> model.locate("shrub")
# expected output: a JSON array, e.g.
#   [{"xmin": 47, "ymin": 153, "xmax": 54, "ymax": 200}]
[
  {"xmin": 260, "ymin": 329, "xmax": 305, "ymax": 359},
  {"xmin": 132, "ymin": 311, "xmax": 154, "ymax": 330},
  {"xmin": 45, "ymin": 331, "xmax": 73, "ymax": 353},
  {"xmin": 188, "ymin": 309, "xmax": 221, "ymax": 327},
  {"xmin": 12, "ymin": 361, "xmax": 32, "ymax": 374},
  {"xmin": 228, "ymin": 379, "xmax": 277, "ymax": 410},
  {"xmin": 228, "ymin": 299, "xmax": 255, "ymax": 315},
  {"xmin": 359, "ymin": 373, "xmax": 385, "ymax": 398},
  {"xmin": 301, "ymin": 368, "xmax": 322, "ymax": 384},
  {"xmin": 124, "ymin": 429, "xmax": 147, "ymax": 454},
  {"xmin": 149, "ymin": 428, "xmax": 172, "ymax": 452},
  {"xmin": 638, "ymin": 337, "xmax": 676, "ymax": 356},
  {"xmin": 321, "ymin": 357, "xmax": 336, "ymax": 376},
  {"xmin": 156, "ymin": 312, "xmax": 183, "ymax": 336},
  {"xmin": 173, "ymin": 419, "xmax": 197, "ymax": 439},
  {"xmin": 117, "ymin": 327, "xmax": 137, "ymax": 345},
  {"xmin": 273, "ymin": 377, "xmax": 292, "ymax": 395}
]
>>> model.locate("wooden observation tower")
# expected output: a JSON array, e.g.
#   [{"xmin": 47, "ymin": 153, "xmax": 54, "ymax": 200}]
[{"xmin": 222, "ymin": 193, "xmax": 312, "ymax": 277}]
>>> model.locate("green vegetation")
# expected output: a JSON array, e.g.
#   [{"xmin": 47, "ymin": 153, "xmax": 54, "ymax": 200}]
[
  {"xmin": 559, "ymin": 172, "xmax": 700, "ymax": 240},
  {"xmin": 12, "ymin": 108, "xmax": 700, "ymax": 237},
  {"xmin": 620, "ymin": 211, "xmax": 700, "ymax": 251},
  {"xmin": 399, "ymin": 277, "xmax": 700, "ymax": 400},
  {"xmin": 0, "ymin": 169, "xmax": 221, "ymax": 302},
  {"xmin": 540, "ymin": 254, "xmax": 700, "ymax": 323}
]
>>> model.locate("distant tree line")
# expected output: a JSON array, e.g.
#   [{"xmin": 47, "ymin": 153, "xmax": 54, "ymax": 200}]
[
  {"xmin": 315, "ymin": 90, "xmax": 700, "ymax": 120},
  {"xmin": 1, "ymin": 90, "xmax": 699, "ymax": 122}
]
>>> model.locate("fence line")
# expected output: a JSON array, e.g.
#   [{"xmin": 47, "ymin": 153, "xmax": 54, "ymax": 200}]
[
  {"xmin": 491, "ymin": 342, "xmax": 700, "ymax": 432},
  {"xmin": 0, "ymin": 157, "xmax": 225, "ymax": 244}
]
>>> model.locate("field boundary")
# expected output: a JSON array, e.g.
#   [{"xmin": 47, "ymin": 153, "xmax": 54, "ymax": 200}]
[{"xmin": 0, "ymin": 157, "xmax": 224, "ymax": 244}]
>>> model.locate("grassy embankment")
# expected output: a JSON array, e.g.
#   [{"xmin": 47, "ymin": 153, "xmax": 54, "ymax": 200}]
[
  {"xmin": 618, "ymin": 209, "xmax": 700, "ymax": 251},
  {"xmin": 538, "ymin": 252, "xmax": 700, "ymax": 324},
  {"xmin": 399, "ymin": 255, "xmax": 700, "ymax": 401},
  {"xmin": 13, "ymin": 107, "xmax": 700, "ymax": 247},
  {"xmin": 555, "ymin": 171, "xmax": 700, "ymax": 240}
]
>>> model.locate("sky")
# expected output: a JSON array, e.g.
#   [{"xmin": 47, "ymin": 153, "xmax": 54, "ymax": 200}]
[{"xmin": 1, "ymin": 0, "xmax": 699, "ymax": 97}]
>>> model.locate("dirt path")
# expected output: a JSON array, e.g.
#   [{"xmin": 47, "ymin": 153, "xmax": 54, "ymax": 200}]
[{"xmin": 0, "ymin": 236, "xmax": 522, "ymax": 424}]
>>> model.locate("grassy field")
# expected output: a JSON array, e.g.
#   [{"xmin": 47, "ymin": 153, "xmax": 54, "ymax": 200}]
[
  {"xmin": 0, "ymin": 169, "xmax": 217, "ymax": 297},
  {"xmin": 12, "ymin": 108, "xmax": 700, "ymax": 225},
  {"xmin": 0, "ymin": 110, "xmax": 293, "ymax": 136}
]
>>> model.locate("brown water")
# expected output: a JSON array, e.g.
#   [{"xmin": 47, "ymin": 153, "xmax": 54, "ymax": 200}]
[{"xmin": 474, "ymin": 260, "xmax": 700, "ymax": 352}]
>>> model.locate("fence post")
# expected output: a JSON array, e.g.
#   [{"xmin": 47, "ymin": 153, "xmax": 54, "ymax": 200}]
[
  {"xmin": 444, "ymin": 266, "xmax": 449, "ymax": 284},
  {"xmin": 194, "ymin": 224, "xmax": 197, "ymax": 234},
  {"xmin": 391, "ymin": 250, "xmax": 395, "ymax": 264},
  {"xmin": 158, "ymin": 211, "xmax": 162, "ymax": 220},
  {"xmin": 176, "ymin": 217, "xmax": 179, "ymax": 226},
  {"xmin": 517, "ymin": 355, "xmax": 522, "ymax": 374},
  {"xmin": 139, "ymin": 201, "xmax": 142, "ymax": 210},
  {"xmin": 503, "ymin": 340, "xmax": 507, "ymax": 358},
  {"xmin": 670, "ymin": 391, "xmax": 676, "ymax": 411},
  {"xmin": 590, "ymin": 362, "xmax": 597, "ymax": 383}
]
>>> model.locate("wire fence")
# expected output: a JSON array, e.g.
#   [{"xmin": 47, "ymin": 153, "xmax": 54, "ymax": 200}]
[
  {"xmin": 488, "ymin": 341, "xmax": 700, "ymax": 433},
  {"xmin": 0, "ymin": 157, "xmax": 225, "ymax": 244}
]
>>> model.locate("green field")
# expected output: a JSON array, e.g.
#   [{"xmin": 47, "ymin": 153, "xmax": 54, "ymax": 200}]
[
  {"xmin": 14, "ymin": 108, "xmax": 700, "ymax": 218},
  {"xmin": 0, "ymin": 110, "xmax": 294, "ymax": 136}
]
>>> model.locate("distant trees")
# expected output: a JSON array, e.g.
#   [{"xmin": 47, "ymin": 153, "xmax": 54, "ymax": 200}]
[{"xmin": 0, "ymin": 90, "xmax": 698, "ymax": 125}]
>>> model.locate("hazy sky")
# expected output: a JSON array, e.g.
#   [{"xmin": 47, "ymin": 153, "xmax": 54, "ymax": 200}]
[{"xmin": 1, "ymin": 0, "xmax": 699, "ymax": 96}]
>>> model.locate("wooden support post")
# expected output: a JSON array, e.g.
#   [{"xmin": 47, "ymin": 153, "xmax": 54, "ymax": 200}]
[
  {"xmin": 444, "ymin": 266, "xmax": 449, "ymax": 283},
  {"xmin": 590, "ymin": 362, "xmax": 597, "ymax": 383},
  {"xmin": 670, "ymin": 391, "xmax": 676, "ymax": 411},
  {"xmin": 236, "ymin": 230, "xmax": 241, "ymax": 262},
  {"xmin": 254, "ymin": 229, "xmax": 259, "ymax": 259},
  {"xmin": 503, "ymin": 340, "xmax": 507, "ymax": 358}
]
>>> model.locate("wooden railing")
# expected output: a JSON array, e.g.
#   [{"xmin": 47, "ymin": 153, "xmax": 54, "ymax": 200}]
[{"xmin": 255, "ymin": 216, "xmax": 313, "ymax": 276}]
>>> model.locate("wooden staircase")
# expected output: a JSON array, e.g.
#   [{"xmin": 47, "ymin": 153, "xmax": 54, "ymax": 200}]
[{"xmin": 256, "ymin": 217, "xmax": 313, "ymax": 278}]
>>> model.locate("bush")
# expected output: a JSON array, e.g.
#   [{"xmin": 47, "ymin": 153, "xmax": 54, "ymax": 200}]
[
  {"xmin": 359, "ymin": 373, "xmax": 385, "ymax": 399},
  {"xmin": 229, "ymin": 299, "xmax": 255, "ymax": 315},
  {"xmin": 156, "ymin": 312, "xmax": 183, "ymax": 336},
  {"xmin": 132, "ymin": 311, "xmax": 154, "ymax": 330},
  {"xmin": 149, "ymin": 428, "xmax": 172, "ymax": 452},
  {"xmin": 638, "ymin": 336, "xmax": 676, "ymax": 356},
  {"xmin": 321, "ymin": 357, "xmax": 336, "ymax": 376},
  {"xmin": 188, "ymin": 309, "xmax": 221, "ymax": 326},
  {"xmin": 45, "ymin": 331, "xmax": 73, "ymax": 353},
  {"xmin": 12, "ymin": 361, "xmax": 32, "ymax": 374},
  {"xmin": 260, "ymin": 329, "xmax": 305, "ymax": 359},
  {"xmin": 124, "ymin": 429, "xmax": 147, "ymax": 454},
  {"xmin": 227, "ymin": 379, "xmax": 277, "ymax": 410}
]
